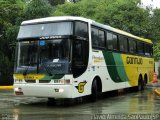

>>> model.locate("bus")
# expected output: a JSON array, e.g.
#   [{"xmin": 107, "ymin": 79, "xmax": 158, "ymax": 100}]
[{"xmin": 14, "ymin": 16, "xmax": 154, "ymax": 101}]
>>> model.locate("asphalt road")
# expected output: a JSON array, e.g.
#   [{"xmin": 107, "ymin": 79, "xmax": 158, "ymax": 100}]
[{"xmin": 0, "ymin": 87, "xmax": 160, "ymax": 120}]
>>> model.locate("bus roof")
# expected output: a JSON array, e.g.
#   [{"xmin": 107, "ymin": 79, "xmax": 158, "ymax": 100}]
[
  {"xmin": 21, "ymin": 16, "xmax": 93, "ymax": 25},
  {"xmin": 22, "ymin": 16, "xmax": 152, "ymax": 44}
]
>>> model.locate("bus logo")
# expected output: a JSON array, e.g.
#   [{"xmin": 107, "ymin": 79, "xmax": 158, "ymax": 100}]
[
  {"xmin": 76, "ymin": 81, "xmax": 87, "ymax": 93},
  {"xmin": 126, "ymin": 57, "xmax": 143, "ymax": 65}
]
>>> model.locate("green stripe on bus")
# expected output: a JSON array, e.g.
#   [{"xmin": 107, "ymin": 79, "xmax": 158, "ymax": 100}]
[
  {"xmin": 40, "ymin": 74, "xmax": 64, "ymax": 80},
  {"xmin": 103, "ymin": 51, "xmax": 122, "ymax": 83},
  {"xmin": 112, "ymin": 53, "xmax": 128, "ymax": 82}
]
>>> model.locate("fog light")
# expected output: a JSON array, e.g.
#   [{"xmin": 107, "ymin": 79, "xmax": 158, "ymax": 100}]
[{"xmin": 59, "ymin": 89, "xmax": 64, "ymax": 93}]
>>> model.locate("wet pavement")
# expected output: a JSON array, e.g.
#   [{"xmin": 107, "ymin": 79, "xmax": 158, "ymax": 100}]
[{"xmin": 0, "ymin": 87, "xmax": 160, "ymax": 120}]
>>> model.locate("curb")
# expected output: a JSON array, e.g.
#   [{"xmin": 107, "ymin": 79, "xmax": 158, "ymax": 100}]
[{"xmin": 0, "ymin": 86, "xmax": 14, "ymax": 89}]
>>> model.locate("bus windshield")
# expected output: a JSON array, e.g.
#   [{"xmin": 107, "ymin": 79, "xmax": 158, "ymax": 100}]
[
  {"xmin": 15, "ymin": 39, "xmax": 71, "ymax": 75},
  {"xmin": 15, "ymin": 41, "xmax": 38, "ymax": 74}
]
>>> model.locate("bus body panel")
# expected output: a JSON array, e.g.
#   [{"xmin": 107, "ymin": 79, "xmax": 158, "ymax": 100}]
[{"xmin": 14, "ymin": 84, "xmax": 73, "ymax": 98}]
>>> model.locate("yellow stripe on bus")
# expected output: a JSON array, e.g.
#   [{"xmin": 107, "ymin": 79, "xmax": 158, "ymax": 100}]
[{"xmin": 0, "ymin": 86, "xmax": 14, "ymax": 89}]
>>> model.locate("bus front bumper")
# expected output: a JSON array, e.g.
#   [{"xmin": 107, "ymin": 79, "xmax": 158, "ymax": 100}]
[{"xmin": 14, "ymin": 84, "xmax": 73, "ymax": 98}]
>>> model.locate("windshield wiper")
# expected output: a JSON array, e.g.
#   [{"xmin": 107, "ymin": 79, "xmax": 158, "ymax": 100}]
[
  {"xmin": 23, "ymin": 62, "xmax": 37, "ymax": 75},
  {"xmin": 23, "ymin": 64, "xmax": 30, "ymax": 76}
]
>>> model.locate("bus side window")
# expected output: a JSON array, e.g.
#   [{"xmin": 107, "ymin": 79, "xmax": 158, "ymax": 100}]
[
  {"xmin": 129, "ymin": 39, "xmax": 136, "ymax": 54},
  {"xmin": 75, "ymin": 21, "xmax": 88, "ymax": 38},
  {"xmin": 150, "ymin": 45, "xmax": 153, "ymax": 57},
  {"xmin": 144, "ymin": 44, "xmax": 150, "ymax": 56},
  {"xmin": 119, "ymin": 35, "xmax": 128, "ymax": 52},
  {"xmin": 98, "ymin": 30, "xmax": 105, "ymax": 48},
  {"xmin": 112, "ymin": 34, "xmax": 118, "ymax": 50},
  {"xmin": 91, "ymin": 27, "xmax": 99, "ymax": 48},
  {"xmin": 107, "ymin": 32, "xmax": 113, "ymax": 50},
  {"xmin": 91, "ymin": 27, "xmax": 105, "ymax": 49},
  {"xmin": 137, "ymin": 41, "xmax": 144, "ymax": 55},
  {"xmin": 106, "ymin": 32, "xmax": 118, "ymax": 51}
]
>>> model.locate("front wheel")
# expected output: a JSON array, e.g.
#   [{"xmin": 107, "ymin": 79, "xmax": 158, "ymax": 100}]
[{"xmin": 90, "ymin": 79, "xmax": 98, "ymax": 102}]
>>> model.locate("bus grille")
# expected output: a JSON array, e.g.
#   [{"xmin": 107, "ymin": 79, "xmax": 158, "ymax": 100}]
[
  {"xmin": 39, "ymin": 80, "xmax": 51, "ymax": 83},
  {"xmin": 25, "ymin": 80, "xmax": 36, "ymax": 83}
]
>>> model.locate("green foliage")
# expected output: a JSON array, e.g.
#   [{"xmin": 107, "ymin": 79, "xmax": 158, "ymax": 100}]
[
  {"xmin": 48, "ymin": 0, "xmax": 65, "ymax": 6},
  {"xmin": 0, "ymin": 0, "xmax": 23, "ymax": 35},
  {"xmin": 24, "ymin": 0, "xmax": 52, "ymax": 20},
  {"xmin": 53, "ymin": 0, "xmax": 150, "ymax": 38},
  {"xmin": 153, "ymin": 42, "xmax": 160, "ymax": 61},
  {"xmin": 150, "ymin": 9, "xmax": 160, "ymax": 42},
  {"xmin": 0, "ymin": 0, "xmax": 59, "ymax": 85}
]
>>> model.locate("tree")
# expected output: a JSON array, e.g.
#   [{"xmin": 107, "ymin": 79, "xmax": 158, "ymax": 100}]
[
  {"xmin": 150, "ymin": 9, "xmax": 160, "ymax": 42},
  {"xmin": 48, "ymin": 0, "xmax": 65, "ymax": 6},
  {"xmin": 153, "ymin": 42, "xmax": 160, "ymax": 61},
  {"xmin": 0, "ymin": 0, "xmax": 24, "ymax": 35},
  {"xmin": 0, "ymin": 0, "xmax": 24, "ymax": 85},
  {"xmin": 24, "ymin": 0, "xmax": 52, "ymax": 20},
  {"xmin": 53, "ymin": 0, "xmax": 153, "ymax": 40}
]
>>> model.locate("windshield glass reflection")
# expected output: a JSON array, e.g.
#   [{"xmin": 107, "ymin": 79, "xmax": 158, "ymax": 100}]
[{"xmin": 15, "ymin": 39, "xmax": 71, "ymax": 75}]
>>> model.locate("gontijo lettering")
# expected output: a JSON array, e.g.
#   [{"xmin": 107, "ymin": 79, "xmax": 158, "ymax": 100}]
[{"xmin": 126, "ymin": 57, "xmax": 143, "ymax": 65}]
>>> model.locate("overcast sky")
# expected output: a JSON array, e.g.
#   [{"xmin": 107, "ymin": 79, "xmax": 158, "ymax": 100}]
[{"xmin": 141, "ymin": 0, "xmax": 160, "ymax": 8}]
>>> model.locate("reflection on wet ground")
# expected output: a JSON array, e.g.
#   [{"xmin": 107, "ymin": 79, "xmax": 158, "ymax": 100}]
[{"xmin": 0, "ymin": 87, "xmax": 160, "ymax": 120}]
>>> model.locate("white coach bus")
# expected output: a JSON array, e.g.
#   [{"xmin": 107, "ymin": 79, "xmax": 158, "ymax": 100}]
[{"xmin": 14, "ymin": 16, "xmax": 154, "ymax": 101}]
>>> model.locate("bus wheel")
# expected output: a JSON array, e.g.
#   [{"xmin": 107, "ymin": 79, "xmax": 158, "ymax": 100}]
[
  {"xmin": 137, "ymin": 79, "xmax": 144, "ymax": 91},
  {"xmin": 91, "ymin": 79, "xmax": 98, "ymax": 102},
  {"xmin": 144, "ymin": 75, "xmax": 148, "ymax": 89}
]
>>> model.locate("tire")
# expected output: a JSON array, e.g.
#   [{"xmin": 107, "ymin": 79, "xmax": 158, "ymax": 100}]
[
  {"xmin": 143, "ymin": 76, "xmax": 147, "ymax": 89},
  {"xmin": 137, "ymin": 80, "xmax": 144, "ymax": 91},
  {"xmin": 90, "ymin": 79, "xmax": 98, "ymax": 102}
]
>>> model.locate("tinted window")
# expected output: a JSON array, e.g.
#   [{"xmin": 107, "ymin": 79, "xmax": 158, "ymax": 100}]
[
  {"xmin": 113, "ymin": 34, "xmax": 118, "ymax": 50},
  {"xmin": 119, "ymin": 35, "xmax": 128, "ymax": 52},
  {"xmin": 91, "ymin": 27, "xmax": 99, "ymax": 48},
  {"xmin": 137, "ymin": 41, "xmax": 144, "ymax": 55},
  {"xmin": 91, "ymin": 27, "xmax": 105, "ymax": 48},
  {"xmin": 129, "ymin": 39, "xmax": 136, "ymax": 53},
  {"xmin": 98, "ymin": 30, "xmax": 105, "ymax": 48},
  {"xmin": 107, "ymin": 32, "xmax": 118, "ymax": 50},
  {"xmin": 144, "ymin": 44, "xmax": 150, "ymax": 56},
  {"xmin": 72, "ymin": 40, "xmax": 89, "ymax": 78},
  {"xmin": 75, "ymin": 21, "xmax": 88, "ymax": 38},
  {"xmin": 107, "ymin": 32, "xmax": 113, "ymax": 50},
  {"xmin": 150, "ymin": 45, "xmax": 153, "ymax": 57}
]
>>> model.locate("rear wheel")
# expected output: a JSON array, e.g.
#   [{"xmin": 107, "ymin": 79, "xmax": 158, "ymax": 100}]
[
  {"xmin": 144, "ymin": 75, "xmax": 147, "ymax": 89},
  {"xmin": 137, "ymin": 76, "xmax": 144, "ymax": 91}
]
